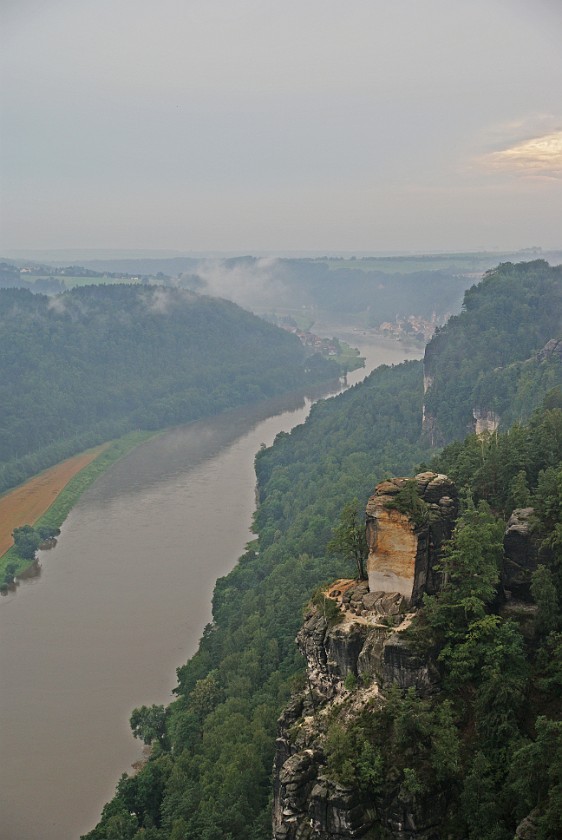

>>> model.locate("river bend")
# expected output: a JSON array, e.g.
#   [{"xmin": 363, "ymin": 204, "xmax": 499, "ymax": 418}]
[{"xmin": 0, "ymin": 334, "xmax": 420, "ymax": 840}]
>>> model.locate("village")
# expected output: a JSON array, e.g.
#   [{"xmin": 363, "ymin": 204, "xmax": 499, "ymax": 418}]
[{"xmin": 377, "ymin": 312, "xmax": 440, "ymax": 342}]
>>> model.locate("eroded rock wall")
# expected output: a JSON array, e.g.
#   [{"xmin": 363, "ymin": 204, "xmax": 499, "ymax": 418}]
[
  {"xmin": 365, "ymin": 503, "xmax": 417, "ymax": 598},
  {"xmin": 272, "ymin": 473, "xmax": 459, "ymax": 840},
  {"xmin": 272, "ymin": 582, "xmax": 443, "ymax": 840},
  {"xmin": 365, "ymin": 472, "xmax": 458, "ymax": 606},
  {"xmin": 473, "ymin": 407, "xmax": 501, "ymax": 435}
]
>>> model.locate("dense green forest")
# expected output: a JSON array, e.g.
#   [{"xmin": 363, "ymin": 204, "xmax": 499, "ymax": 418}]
[
  {"xmin": 319, "ymin": 400, "xmax": 562, "ymax": 839},
  {"xmin": 423, "ymin": 260, "xmax": 562, "ymax": 443},
  {"xmin": 77, "ymin": 262, "xmax": 560, "ymax": 839},
  {"xmin": 0, "ymin": 285, "xmax": 338, "ymax": 495},
  {"xmin": 472, "ymin": 339, "xmax": 562, "ymax": 428}
]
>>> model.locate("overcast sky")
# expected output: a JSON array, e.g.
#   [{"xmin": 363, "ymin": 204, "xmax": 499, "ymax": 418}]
[{"xmin": 1, "ymin": 0, "xmax": 561, "ymax": 254}]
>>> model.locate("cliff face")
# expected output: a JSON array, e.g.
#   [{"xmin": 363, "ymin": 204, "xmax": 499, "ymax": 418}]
[
  {"xmin": 502, "ymin": 507, "xmax": 539, "ymax": 601},
  {"xmin": 420, "ymin": 260, "xmax": 562, "ymax": 445},
  {"xmin": 365, "ymin": 472, "xmax": 458, "ymax": 606},
  {"xmin": 272, "ymin": 469, "xmax": 550, "ymax": 840},
  {"xmin": 421, "ymin": 368, "xmax": 440, "ymax": 447},
  {"xmin": 472, "ymin": 407, "xmax": 501, "ymax": 435},
  {"xmin": 272, "ymin": 581, "xmax": 443, "ymax": 840},
  {"xmin": 272, "ymin": 474, "xmax": 458, "ymax": 840},
  {"xmin": 424, "ymin": 334, "xmax": 562, "ymax": 446}
]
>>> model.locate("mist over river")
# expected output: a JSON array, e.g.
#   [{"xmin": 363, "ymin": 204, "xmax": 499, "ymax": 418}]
[{"xmin": 0, "ymin": 334, "xmax": 420, "ymax": 840}]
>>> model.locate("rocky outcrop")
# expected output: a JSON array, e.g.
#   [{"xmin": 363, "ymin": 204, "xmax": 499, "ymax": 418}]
[
  {"xmin": 472, "ymin": 406, "xmax": 500, "ymax": 435},
  {"xmin": 515, "ymin": 809, "xmax": 540, "ymax": 840},
  {"xmin": 365, "ymin": 472, "xmax": 458, "ymax": 606},
  {"xmin": 382, "ymin": 632, "xmax": 439, "ymax": 693},
  {"xmin": 273, "ymin": 472, "xmax": 462, "ymax": 840},
  {"xmin": 273, "ymin": 490, "xmax": 550, "ymax": 838},
  {"xmin": 272, "ymin": 580, "xmax": 443, "ymax": 840},
  {"xmin": 536, "ymin": 337, "xmax": 562, "ymax": 363},
  {"xmin": 297, "ymin": 602, "xmax": 373, "ymax": 702},
  {"xmin": 309, "ymin": 778, "xmax": 376, "ymax": 838},
  {"xmin": 421, "ymin": 374, "xmax": 435, "ymax": 444},
  {"xmin": 421, "ymin": 343, "xmax": 445, "ymax": 447},
  {"xmin": 502, "ymin": 507, "xmax": 539, "ymax": 601}
]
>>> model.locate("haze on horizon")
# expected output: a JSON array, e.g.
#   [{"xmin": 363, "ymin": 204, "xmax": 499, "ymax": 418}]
[{"xmin": 1, "ymin": 0, "xmax": 561, "ymax": 255}]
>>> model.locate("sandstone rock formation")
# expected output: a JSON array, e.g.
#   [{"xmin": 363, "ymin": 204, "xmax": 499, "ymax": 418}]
[
  {"xmin": 272, "ymin": 472, "xmax": 462, "ymax": 839},
  {"xmin": 365, "ymin": 472, "xmax": 458, "ymax": 606},
  {"xmin": 536, "ymin": 337, "xmax": 562, "ymax": 363},
  {"xmin": 272, "ymin": 579, "xmax": 444, "ymax": 840},
  {"xmin": 472, "ymin": 406, "xmax": 501, "ymax": 435},
  {"xmin": 421, "ymin": 371, "xmax": 440, "ymax": 447},
  {"xmin": 502, "ymin": 507, "xmax": 539, "ymax": 601}
]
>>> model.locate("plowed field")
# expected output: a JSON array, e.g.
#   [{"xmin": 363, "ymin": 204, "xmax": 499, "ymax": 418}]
[{"xmin": 0, "ymin": 447, "xmax": 106, "ymax": 556}]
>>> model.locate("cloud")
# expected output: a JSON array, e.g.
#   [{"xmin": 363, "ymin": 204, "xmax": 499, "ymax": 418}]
[
  {"xmin": 480, "ymin": 129, "xmax": 562, "ymax": 178},
  {"xmin": 194, "ymin": 257, "xmax": 288, "ymax": 310},
  {"xmin": 143, "ymin": 286, "xmax": 197, "ymax": 315},
  {"xmin": 47, "ymin": 295, "xmax": 67, "ymax": 314}
]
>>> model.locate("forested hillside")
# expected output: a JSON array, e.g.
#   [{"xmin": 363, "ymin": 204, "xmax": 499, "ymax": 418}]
[
  {"xmin": 250, "ymin": 259, "xmax": 469, "ymax": 324},
  {"xmin": 0, "ymin": 285, "xmax": 337, "ymax": 494},
  {"xmin": 1, "ymin": 254, "xmax": 471, "ymax": 326},
  {"xmin": 423, "ymin": 408, "xmax": 562, "ymax": 838},
  {"xmin": 271, "ymin": 402, "xmax": 562, "ymax": 840},
  {"xmin": 82, "ymin": 262, "xmax": 561, "ymax": 840},
  {"xmin": 423, "ymin": 260, "xmax": 562, "ymax": 444}
]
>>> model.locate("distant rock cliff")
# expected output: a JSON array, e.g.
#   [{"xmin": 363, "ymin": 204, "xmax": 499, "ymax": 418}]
[
  {"xmin": 423, "ymin": 333, "xmax": 562, "ymax": 446},
  {"xmin": 472, "ymin": 407, "xmax": 501, "ymax": 435},
  {"xmin": 420, "ymin": 261, "xmax": 562, "ymax": 445}
]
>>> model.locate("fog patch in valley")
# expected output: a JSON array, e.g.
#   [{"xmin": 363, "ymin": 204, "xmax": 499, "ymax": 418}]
[{"xmin": 191, "ymin": 257, "xmax": 293, "ymax": 311}]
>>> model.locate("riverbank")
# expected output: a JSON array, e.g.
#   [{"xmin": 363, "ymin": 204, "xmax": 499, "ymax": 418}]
[
  {"xmin": 0, "ymin": 372, "xmax": 347, "ymax": 590},
  {"xmin": 0, "ymin": 332, "xmax": 423, "ymax": 840},
  {"xmin": 0, "ymin": 430, "xmax": 156, "ymax": 584}
]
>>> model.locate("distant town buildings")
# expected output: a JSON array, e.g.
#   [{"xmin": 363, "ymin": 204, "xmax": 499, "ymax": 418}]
[{"xmin": 378, "ymin": 313, "xmax": 440, "ymax": 342}]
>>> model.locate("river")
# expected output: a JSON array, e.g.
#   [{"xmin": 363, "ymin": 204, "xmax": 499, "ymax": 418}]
[{"xmin": 0, "ymin": 334, "xmax": 421, "ymax": 840}]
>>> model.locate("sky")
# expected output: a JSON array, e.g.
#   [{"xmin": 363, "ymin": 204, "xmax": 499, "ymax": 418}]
[{"xmin": 1, "ymin": 0, "xmax": 562, "ymax": 254}]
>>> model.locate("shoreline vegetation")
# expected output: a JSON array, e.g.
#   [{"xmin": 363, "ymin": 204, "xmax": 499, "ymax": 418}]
[
  {"xmin": 0, "ymin": 364, "xmax": 352, "ymax": 592},
  {"xmin": 0, "ymin": 285, "xmax": 340, "ymax": 498},
  {"xmin": 0, "ymin": 430, "xmax": 156, "ymax": 588},
  {"xmin": 0, "ymin": 282, "xmax": 357, "ymax": 591},
  {"xmin": 0, "ymin": 357, "xmax": 356, "ymax": 594}
]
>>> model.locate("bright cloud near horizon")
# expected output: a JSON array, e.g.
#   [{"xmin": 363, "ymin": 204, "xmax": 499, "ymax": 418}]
[
  {"xmin": 1, "ymin": 0, "xmax": 561, "ymax": 254},
  {"xmin": 481, "ymin": 130, "xmax": 562, "ymax": 179}
]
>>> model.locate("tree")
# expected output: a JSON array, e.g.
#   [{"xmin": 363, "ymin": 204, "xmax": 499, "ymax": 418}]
[
  {"xmin": 508, "ymin": 469, "xmax": 531, "ymax": 509},
  {"xmin": 423, "ymin": 500, "xmax": 504, "ymax": 649},
  {"xmin": 531, "ymin": 565, "xmax": 559, "ymax": 634},
  {"xmin": 12, "ymin": 524, "xmax": 41, "ymax": 560},
  {"xmin": 327, "ymin": 499, "xmax": 368, "ymax": 579},
  {"xmin": 130, "ymin": 705, "xmax": 167, "ymax": 747}
]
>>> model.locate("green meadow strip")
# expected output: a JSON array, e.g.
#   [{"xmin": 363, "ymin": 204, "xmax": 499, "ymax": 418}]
[{"xmin": 0, "ymin": 430, "xmax": 156, "ymax": 583}]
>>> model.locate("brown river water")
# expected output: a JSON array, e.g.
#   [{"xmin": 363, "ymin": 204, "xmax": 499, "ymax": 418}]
[{"xmin": 0, "ymin": 334, "xmax": 420, "ymax": 840}]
